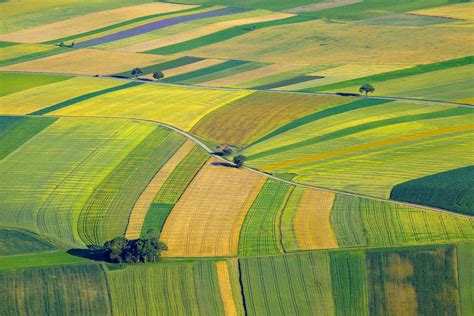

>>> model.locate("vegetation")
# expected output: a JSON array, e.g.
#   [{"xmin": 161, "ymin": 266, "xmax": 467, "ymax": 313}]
[
  {"xmin": 359, "ymin": 83, "xmax": 375, "ymax": 97},
  {"xmin": 233, "ymin": 154, "xmax": 247, "ymax": 168},
  {"xmin": 101, "ymin": 236, "xmax": 167, "ymax": 264},
  {"xmin": 131, "ymin": 67, "xmax": 143, "ymax": 78},
  {"xmin": 0, "ymin": 229, "xmax": 56, "ymax": 256},
  {"xmin": 152, "ymin": 71, "xmax": 164, "ymax": 80}
]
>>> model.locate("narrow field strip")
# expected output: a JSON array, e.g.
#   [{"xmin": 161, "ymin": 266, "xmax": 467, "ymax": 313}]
[
  {"xmin": 263, "ymin": 123, "xmax": 474, "ymax": 170},
  {"xmin": 0, "ymin": 73, "xmax": 70, "ymax": 97},
  {"xmin": 216, "ymin": 261, "xmax": 238, "ymax": 316},
  {"xmin": 125, "ymin": 12, "xmax": 294, "ymax": 53},
  {"xmin": 0, "ymin": 76, "xmax": 123, "ymax": 115},
  {"xmin": 0, "ymin": 116, "xmax": 57, "ymax": 160},
  {"xmin": 0, "ymin": 2, "xmax": 195, "ymax": 44},
  {"xmin": 249, "ymin": 106, "xmax": 471, "ymax": 161},
  {"xmin": 31, "ymin": 82, "xmax": 141, "ymax": 115},
  {"xmin": 184, "ymin": 61, "xmax": 269, "ymax": 85},
  {"xmin": 0, "ymin": 43, "xmax": 52, "ymax": 61},
  {"xmin": 0, "ymin": 47, "xmax": 67, "ymax": 67},
  {"xmin": 125, "ymin": 140, "xmax": 195, "ymax": 240},
  {"xmin": 280, "ymin": 187, "xmax": 305, "ymax": 252},
  {"xmin": 160, "ymin": 158, "xmax": 266, "ymax": 257},
  {"xmin": 77, "ymin": 7, "xmax": 250, "ymax": 48},
  {"xmin": 294, "ymin": 189, "xmax": 338, "ymax": 250},
  {"xmin": 146, "ymin": 15, "xmax": 310, "ymax": 55},
  {"xmin": 141, "ymin": 146, "xmax": 209, "ymax": 235},
  {"xmin": 78, "ymin": 129, "xmax": 185, "ymax": 246},
  {"xmin": 252, "ymin": 75, "xmax": 323, "ymax": 90},
  {"xmin": 164, "ymin": 58, "xmax": 226, "ymax": 78},
  {"xmin": 238, "ymin": 179, "xmax": 293, "ymax": 256},
  {"xmin": 113, "ymin": 56, "xmax": 203, "ymax": 78},
  {"xmin": 162, "ymin": 60, "xmax": 249, "ymax": 83},
  {"xmin": 249, "ymin": 98, "xmax": 389, "ymax": 147}
]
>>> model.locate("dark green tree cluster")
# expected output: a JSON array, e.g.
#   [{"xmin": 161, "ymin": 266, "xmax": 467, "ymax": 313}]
[{"xmin": 102, "ymin": 236, "xmax": 167, "ymax": 264}]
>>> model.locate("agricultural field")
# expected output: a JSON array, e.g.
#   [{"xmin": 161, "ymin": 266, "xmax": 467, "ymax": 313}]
[{"xmin": 0, "ymin": 0, "xmax": 473, "ymax": 315}]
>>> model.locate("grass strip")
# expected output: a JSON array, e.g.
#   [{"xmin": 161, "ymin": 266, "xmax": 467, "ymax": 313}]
[
  {"xmin": 250, "ymin": 99, "xmax": 389, "ymax": 147},
  {"xmin": 0, "ymin": 41, "xmax": 18, "ymax": 48},
  {"xmin": 248, "ymin": 107, "xmax": 471, "ymax": 160},
  {"xmin": 0, "ymin": 251, "xmax": 90, "ymax": 270},
  {"xmin": 30, "ymin": 81, "xmax": 142, "ymax": 115},
  {"xmin": 146, "ymin": 15, "xmax": 313, "ymax": 55},
  {"xmin": 306, "ymin": 55, "xmax": 474, "ymax": 92},
  {"xmin": 0, "ymin": 46, "xmax": 68, "ymax": 67},
  {"xmin": 113, "ymin": 56, "xmax": 203, "ymax": 77},
  {"xmin": 162, "ymin": 60, "xmax": 249, "ymax": 83},
  {"xmin": 252, "ymin": 75, "xmax": 323, "ymax": 90},
  {"xmin": 0, "ymin": 116, "xmax": 57, "ymax": 160}
]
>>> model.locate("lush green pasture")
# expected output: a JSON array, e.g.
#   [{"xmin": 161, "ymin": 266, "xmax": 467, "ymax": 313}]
[
  {"xmin": 79, "ymin": 128, "xmax": 185, "ymax": 246},
  {"xmin": 279, "ymin": 187, "xmax": 304, "ymax": 252},
  {"xmin": 457, "ymin": 243, "xmax": 474, "ymax": 316},
  {"xmin": 0, "ymin": 116, "xmax": 57, "ymax": 160},
  {"xmin": 331, "ymin": 195, "xmax": 474, "ymax": 247},
  {"xmin": 366, "ymin": 245, "xmax": 460, "ymax": 315},
  {"xmin": 192, "ymin": 91, "xmax": 348, "ymax": 147},
  {"xmin": 1, "ymin": 264, "xmax": 111, "ymax": 315},
  {"xmin": 0, "ymin": 117, "xmax": 159, "ymax": 246},
  {"xmin": 0, "ymin": 73, "xmax": 70, "ymax": 97},
  {"xmin": 240, "ymin": 251, "xmax": 335, "ymax": 315},
  {"xmin": 0, "ymin": 229, "xmax": 56, "ymax": 256},
  {"xmin": 238, "ymin": 179, "xmax": 292, "ymax": 256},
  {"xmin": 106, "ymin": 261, "xmax": 224, "ymax": 315},
  {"xmin": 0, "ymin": 251, "xmax": 89, "ymax": 270},
  {"xmin": 391, "ymin": 166, "xmax": 474, "ymax": 215},
  {"xmin": 142, "ymin": 146, "xmax": 208, "ymax": 235}
]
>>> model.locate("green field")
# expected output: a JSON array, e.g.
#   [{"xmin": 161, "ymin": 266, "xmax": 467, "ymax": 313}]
[{"xmin": 0, "ymin": 229, "xmax": 56, "ymax": 256}]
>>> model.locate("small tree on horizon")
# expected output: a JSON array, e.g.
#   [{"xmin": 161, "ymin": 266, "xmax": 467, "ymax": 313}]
[
  {"xmin": 131, "ymin": 68, "xmax": 143, "ymax": 78},
  {"xmin": 152, "ymin": 71, "xmax": 164, "ymax": 81},
  {"xmin": 233, "ymin": 155, "xmax": 247, "ymax": 168},
  {"xmin": 359, "ymin": 84, "xmax": 375, "ymax": 97}
]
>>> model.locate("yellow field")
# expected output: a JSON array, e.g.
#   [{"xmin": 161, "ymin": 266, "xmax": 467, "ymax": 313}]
[
  {"xmin": 125, "ymin": 140, "xmax": 195, "ymax": 240},
  {"xmin": 0, "ymin": 49, "xmax": 167, "ymax": 75},
  {"xmin": 216, "ymin": 261, "xmax": 238, "ymax": 316},
  {"xmin": 0, "ymin": 2, "xmax": 195, "ymax": 43},
  {"xmin": 53, "ymin": 83, "xmax": 252, "ymax": 131},
  {"xmin": 0, "ymin": 76, "xmax": 122, "ymax": 114},
  {"xmin": 187, "ymin": 19, "xmax": 473, "ymax": 64},
  {"xmin": 165, "ymin": 59, "xmax": 226, "ymax": 78},
  {"xmin": 160, "ymin": 158, "xmax": 266, "ymax": 257},
  {"xmin": 202, "ymin": 62, "xmax": 302, "ymax": 87},
  {"xmin": 122, "ymin": 12, "xmax": 294, "ymax": 52},
  {"xmin": 294, "ymin": 189, "xmax": 338, "ymax": 250},
  {"xmin": 410, "ymin": 2, "xmax": 474, "ymax": 21},
  {"xmin": 0, "ymin": 43, "xmax": 52, "ymax": 61}
]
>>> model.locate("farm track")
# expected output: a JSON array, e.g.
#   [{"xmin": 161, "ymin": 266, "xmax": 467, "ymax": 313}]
[
  {"xmin": 5, "ymin": 112, "xmax": 471, "ymax": 221},
  {"xmin": 1, "ymin": 70, "xmax": 473, "ymax": 108}
]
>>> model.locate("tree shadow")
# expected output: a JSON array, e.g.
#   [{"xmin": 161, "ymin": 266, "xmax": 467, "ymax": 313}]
[
  {"xmin": 67, "ymin": 246, "xmax": 105, "ymax": 262},
  {"xmin": 211, "ymin": 161, "xmax": 236, "ymax": 168}
]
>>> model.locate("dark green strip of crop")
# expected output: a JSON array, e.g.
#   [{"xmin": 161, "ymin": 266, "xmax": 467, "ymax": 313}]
[
  {"xmin": 0, "ymin": 116, "xmax": 24, "ymax": 136},
  {"xmin": 113, "ymin": 56, "xmax": 203, "ymax": 77},
  {"xmin": 0, "ymin": 116, "xmax": 57, "ymax": 160},
  {"xmin": 306, "ymin": 55, "xmax": 474, "ymax": 92},
  {"xmin": 252, "ymin": 75, "xmax": 322, "ymax": 90},
  {"xmin": 141, "ymin": 203, "xmax": 175, "ymax": 237},
  {"xmin": 146, "ymin": 15, "xmax": 314, "ymax": 55},
  {"xmin": 185, "ymin": 61, "xmax": 268, "ymax": 84},
  {"xmin": 162, "ymin": 60, "xmax": 249, "ymax": 83},
  {"xmin": 0, "ymin": 41, "xmax": 18, "ymax": 48},
  {"xmin": 250, "ymin": 99, "xmax": 390, "ymax": 147},
  {"xmin": 31, "ymin": 81, "xmax": 142, "ymax": 115},
  {"xmin": 41, "ymin": 6, "xmax": 205, "ymax": 45},
  {"xmin": 0, "ymin": 47, "xmax": 68, "ymax": 67},
  {"xmin": 248, "ymin": 107, "xmax": 472, "ymax": 160},
  {"xmin": 390, "ymin": 166, "xmax": 474, "ymax": 215}
]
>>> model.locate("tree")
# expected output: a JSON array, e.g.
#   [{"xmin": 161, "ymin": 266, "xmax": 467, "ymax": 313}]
[
  {"xmin": 233, "ymin": 155, "xmax": 247, "ymax": 168},
  {"xmin": 102, "ymin": 237, "xmax": 127, "ymax": 263},
  {"xmin": 131, "ymin": 68, "xmax": 143, "ymax": 78},
  {"xmin": 359, "ymin": 84, "xmax": 375, "ymax": 97},
  {"xmin": 101, "ymin": 236, "xmax": 167, "ymax": 263},
  {"xmin": 152, "ymin": 71, "xmax": 164, "ymax": 80}
]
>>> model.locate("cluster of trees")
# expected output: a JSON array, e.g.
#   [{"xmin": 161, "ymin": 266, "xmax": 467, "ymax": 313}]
[
  {"xmin": 216, "ymin": 145, "xmax": 247, "ymax": 168},
  {"xmin": 131, "ymin": 68, "xmax": 164, "ymax": 80},
  {"xmin": 101, "ymin": 235, "xmax": 167, "ymax": 263}
]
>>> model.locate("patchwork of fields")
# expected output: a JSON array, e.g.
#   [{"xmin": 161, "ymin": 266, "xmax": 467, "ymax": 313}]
[{"xmin": 1, "ymin": 0, "xmax": 472, "ymax": 315}]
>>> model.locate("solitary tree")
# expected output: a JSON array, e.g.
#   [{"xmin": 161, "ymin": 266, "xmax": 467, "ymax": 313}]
[
  {"xmin": 131, "ymin": 68, "xmax": 143, "ymax": 78},
  {"xmin": 152, "ymin": 71, "xmax": 164, "ymax": 81},
  {"xmin": 233, "ymin": 155, "xmax": 247, "ymax": 168},
  {"xmin": 359, "ymin": 84, "xmax": 375, "ymax": 97}
]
